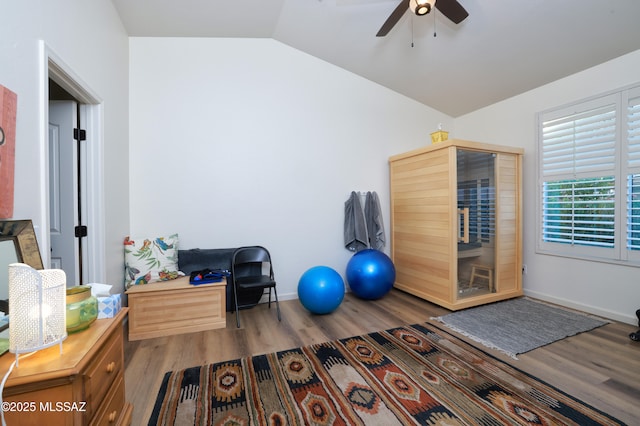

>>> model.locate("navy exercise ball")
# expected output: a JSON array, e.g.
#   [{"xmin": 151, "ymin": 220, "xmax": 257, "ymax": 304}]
[
  {"xmin": 346, "ymin": 249, "xmax": 396, "ymax": 300},
  {"xmin": 298, "ymin": 266, "xmax": 345, "ymax": 314}
]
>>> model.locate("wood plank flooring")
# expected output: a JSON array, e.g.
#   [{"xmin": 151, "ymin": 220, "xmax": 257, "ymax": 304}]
[{"xmin": 124, "ymin": 289, "xmax": 640, "ymax": 425}]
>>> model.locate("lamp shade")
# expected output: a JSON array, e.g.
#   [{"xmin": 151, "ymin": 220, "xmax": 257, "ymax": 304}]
[{"xmin": 8, "ymin": 263, "xmax": 67, "ymax": 363}]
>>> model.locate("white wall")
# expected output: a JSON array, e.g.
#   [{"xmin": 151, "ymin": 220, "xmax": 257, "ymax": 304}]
[
  {"xmin": 1, "ymin": 0, "xmax": 130, "ymax": 291},
  {"xmin": 455, "ymin": 49, "xmax": 640, "ymax": 324},
  {"xmin": 129, "ymin": 37, "xmax": 452, "ymax": 300},
  {"xmin": 4, "ymin": 3, "xmax": 636, "ymax": 323}
]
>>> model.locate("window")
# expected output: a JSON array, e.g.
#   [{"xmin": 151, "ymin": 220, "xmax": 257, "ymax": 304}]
[
  {"xmin": 538, "ymin": 84, "xmax": 640, "ymax": 264},
  {"xmin": 458, "ymin": 178, "xmax": 494, "ymax": 244}
]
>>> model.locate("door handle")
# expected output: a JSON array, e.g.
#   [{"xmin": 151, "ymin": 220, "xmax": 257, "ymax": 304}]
[{"xmin": 458, "ymin": 208, "xmax": 469, "ymax": 243}]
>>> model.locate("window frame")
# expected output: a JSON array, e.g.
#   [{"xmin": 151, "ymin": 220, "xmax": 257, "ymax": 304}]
[{"xmin": 536, "ymin": 83, "xmax": 640, "ymax": 266}]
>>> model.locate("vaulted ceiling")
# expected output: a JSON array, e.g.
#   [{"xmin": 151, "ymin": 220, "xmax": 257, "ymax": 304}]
[{"xmin": 111, "ymin": 0, "xmax": 640, "ymax": 117}]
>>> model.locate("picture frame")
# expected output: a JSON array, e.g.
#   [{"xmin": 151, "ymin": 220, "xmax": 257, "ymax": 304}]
[{"xmin": 0, "ymin": 220, "xmax": 44, "ymax": 311}]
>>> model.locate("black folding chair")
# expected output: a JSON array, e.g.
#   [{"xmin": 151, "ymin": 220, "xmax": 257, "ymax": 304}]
[{"xmin": 231, "ymin": 246, "xmax": 281, "ymax": 328}]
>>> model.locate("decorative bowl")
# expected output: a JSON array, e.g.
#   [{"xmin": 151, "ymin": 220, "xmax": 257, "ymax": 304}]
[{"xmin": 66, "ymin": 286, "xmax": 98, "ymax": 333}]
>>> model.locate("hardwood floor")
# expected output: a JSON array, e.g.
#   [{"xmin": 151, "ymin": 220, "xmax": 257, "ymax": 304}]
[{"xmin": 124, "ymin": 289, "xmax": 640, "ymax": 425}]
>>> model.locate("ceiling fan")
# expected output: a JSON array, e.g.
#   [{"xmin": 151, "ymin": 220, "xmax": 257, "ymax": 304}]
[{"xmin": 376, "ymin": 0, "xmax": 468, "ymax": 37}]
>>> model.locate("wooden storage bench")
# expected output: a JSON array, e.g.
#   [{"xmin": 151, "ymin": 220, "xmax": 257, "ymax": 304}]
[{"xmin": 126, "ymin": 276, "xmax": 226, "ymax": 340}]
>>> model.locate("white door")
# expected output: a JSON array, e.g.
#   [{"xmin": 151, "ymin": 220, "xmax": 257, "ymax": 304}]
[{"xmin": 49, "ymin": 100, "xmax": 79, "ymax": 286}]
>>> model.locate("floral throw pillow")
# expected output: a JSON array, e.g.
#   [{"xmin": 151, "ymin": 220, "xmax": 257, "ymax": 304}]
[{"xmin": 124, "ymin": 233, "xmax": 180, "ymax": 288}]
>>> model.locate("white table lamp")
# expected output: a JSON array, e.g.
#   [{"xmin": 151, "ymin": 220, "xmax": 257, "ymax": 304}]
[{"xmin": 8, "ymin": 263, "xmax": 67, "ymax": 365}]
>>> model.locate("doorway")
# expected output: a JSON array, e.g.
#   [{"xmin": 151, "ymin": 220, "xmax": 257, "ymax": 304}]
[
  {"xmin": 48, "ymin": 95, "xmax": 82, "ymax": 286},
  {"xmin": 44, "ymin": 44, "xmax": 105, "ymax": 286}
]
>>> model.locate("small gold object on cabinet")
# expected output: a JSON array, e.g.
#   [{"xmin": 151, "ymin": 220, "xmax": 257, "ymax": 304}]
[{"xmin": 431, "ymin": 130, "xmax": 449, "ymax": 144}]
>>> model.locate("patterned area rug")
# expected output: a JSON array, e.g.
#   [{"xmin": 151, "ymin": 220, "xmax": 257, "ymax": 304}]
[{"xmin": 149, "ymin": 322, "xmax": 623, "ymax": 425}]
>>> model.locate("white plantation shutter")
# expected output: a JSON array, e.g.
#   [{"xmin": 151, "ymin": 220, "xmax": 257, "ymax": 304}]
[
  {"xmin": 627, "ymin": 89, "xmax": 640, "ymax": 173},
  {"xmin": 540, "ymin": 95, "xmax": 618, "ymax": 253},
  {"xmin": 538, "ymin": 84, "xmax": 640, "ymax": 263},
  {"xmin": 542, "ymin": 95, "xmax": 617, "ymax": 180},
  {"xmin": 542, "ymin": 177, "xmax": 616, "ymax": 249},
  {"xmin": 626, "ymin": 88, "xmax": 640, "ymax": 252}
]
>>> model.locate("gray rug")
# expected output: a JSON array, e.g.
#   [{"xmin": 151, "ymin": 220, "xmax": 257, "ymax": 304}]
[{"xmin": 432, "ymin": 297, "xmax": 609, "ymax": 359}]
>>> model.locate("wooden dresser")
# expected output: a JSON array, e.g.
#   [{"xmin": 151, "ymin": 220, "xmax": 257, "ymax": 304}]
[{"xmin": 1, "ymin": 309, "xmax": 132, "ymax": 425}]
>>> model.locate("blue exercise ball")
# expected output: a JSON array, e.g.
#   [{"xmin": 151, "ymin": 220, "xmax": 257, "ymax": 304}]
[
  {"xmin": 346, "ymin": 249, "xmax": 396, "ymax": 300},
  {"xmin": 298, "ymin": 266, "xmax": 345, "ymax": 314}
]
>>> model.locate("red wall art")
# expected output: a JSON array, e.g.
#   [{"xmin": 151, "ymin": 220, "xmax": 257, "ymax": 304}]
[{"xmin": 0, "ymin": 84, "xmax": 17, "ymax": 219}]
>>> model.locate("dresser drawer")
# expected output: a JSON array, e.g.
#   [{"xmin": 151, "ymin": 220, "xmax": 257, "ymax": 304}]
[
  {"xmin": 85, "ymin": 325, "xmax": 124, "ymax": 419},
  {"xmin": 90, "ymin": 374, "xmax": 126, "ymax": 426}
]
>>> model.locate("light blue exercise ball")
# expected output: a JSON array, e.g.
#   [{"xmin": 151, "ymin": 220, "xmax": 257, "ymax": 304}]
[
  {"xmin": 346, "ymin": 249, "xmax": 396, "ymax": 300},
  {"xmin": 298, "ymin": 266, "xmax": 345, "ymax": 314}
]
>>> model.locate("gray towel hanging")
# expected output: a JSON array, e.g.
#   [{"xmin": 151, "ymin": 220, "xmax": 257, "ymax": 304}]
[{"xmin": 344, "ymin": 191, "xmax": 369, "ymax": 252}]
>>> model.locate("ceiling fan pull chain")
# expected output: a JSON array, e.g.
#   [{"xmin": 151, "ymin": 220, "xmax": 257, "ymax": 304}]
[
  {"xmin": 433, "ymin": 9, "xmax": 437, "ymax": 37},
  {"xmin": 411, "ymin": 15, "xmax": 415, "ymax": 47}
]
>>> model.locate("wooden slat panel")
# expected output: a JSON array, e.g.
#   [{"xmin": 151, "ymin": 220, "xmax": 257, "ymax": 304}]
[
  {"xmin": 390, "ymin": 146, "xmax": 454, "ymax": 305},
  {"xmin": 495, "ymin": 153, "xmax": 521, "ymax": 293}
]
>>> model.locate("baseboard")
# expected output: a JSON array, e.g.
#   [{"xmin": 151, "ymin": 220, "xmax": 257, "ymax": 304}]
[
  {"xmin": 524, "ymin": 289, "xmax": 635, "ymax": 325},
  {"xmin": 261, "ymin": 289, "xmax": 637, "ymax": 326}
]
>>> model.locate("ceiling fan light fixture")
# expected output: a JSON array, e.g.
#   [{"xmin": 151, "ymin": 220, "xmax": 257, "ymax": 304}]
[{"xmin": 409, "ymin": 0, "xmax": 436, "ymax": 16}]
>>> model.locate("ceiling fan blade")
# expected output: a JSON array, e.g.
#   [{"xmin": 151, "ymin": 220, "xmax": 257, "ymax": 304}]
[
  {"xmin": 435, "ymin": 0, "xmax": 468, "ymax": 24},
  {"xmin": 376, "ymin": 0, "xmax": 409, "ymax": 37}
]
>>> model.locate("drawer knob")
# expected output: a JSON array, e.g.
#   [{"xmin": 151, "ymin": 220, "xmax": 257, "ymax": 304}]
[
  {"xmin": 106, "ymin": 361, "xmax": 116, "ymax": 373},
  {"xmin": 108, "ymin": 410, "xmax": 118, "ymax": 422}
]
